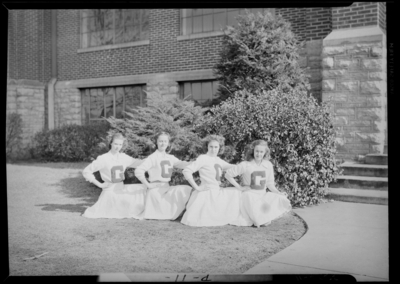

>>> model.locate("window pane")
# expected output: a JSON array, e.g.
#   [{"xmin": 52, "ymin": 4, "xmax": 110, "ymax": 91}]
[
  {"xmin": 115, "ymin": 25, "xmax": 124, "ymax": 44},
  {"xmin": 192, "ymin": 82, "xmax": 202, "ymax": 101},
  {"xmin": 214, "ymin": 8, "xmax": 226, "ymax": 13},
  {"xmin": 183, "ymin": 82, "xmax": 192, "ymax": 99},
  {"xmin": 213, "ymin": 12, "xmax": 226, "ymax": 31},
  {"xmin": 90, "ymin": 89, "xmax": 104, "ymax": 119},
  {"xmin": 81, "ymin": 89, "xmax": 90, "ymax": 124},
  {"xmin": 102, "ymin": 29, "xmax": 114, "ymax": 45},
  {"xmin": 86, "ymin": 17, "xmax": 96, "ymax": 32},
  {"xmin": 104, "ymin": 88, "xmax": 114, "ymax": 118},
  {"xmin": 140, "ymin": 9, "xmax": 149, "ymax": 40},
  {"xmin": 142, "ymin": 85, "xmax": 147, "ymax": 106},
  {"xmin": 81, "ymin": 33, "xmax": 89, "ymax": 48},
  {"xmin": 82, "ymin": 9, "xmax": 94, "ymax": 18},
  {"xmin": 193, "ymin": 16, "xmax": 202, "ymax": 33},
  {"xmin": 203, "ymin": 15, "xmax": 213, "ymax": 32},
  {"xmin": 201, "ymin": 81, "xmax": 212, "ymax": 101},
  {"xmin": 115, "ymin": 9, "xmax": 124, "ymax": 30},
  {"xmin": 212, "ymin": 81, "xmax": 220, "ymax": 99},
  {"xmin": 104, "ymin": 9, "xmax": 113, "ymax": 30},
  {"xmin": 203, "ymin": 9, "xmax": 213, "ymax": 15},
  {"xmin": 182, "ymin": 17, "xmax": 192, "ymax": 35},
  {"xmin": 124, "ymin": 9, "xmax": 134, "ymax": 26},
  {"xmin": 251, "ymin": 8, "xmax": 264, "ymax": 15},
  {"xmin": 89, "ymin": 32, "xmax": 101, "ymax": 47},
  {"xmin": 182, "ymin": 9, "xmax": 192, "ymax": 17},
  {"xmin": 115, "ymin": 87, "xmax": 124, "ymax": 118},
  {"xmin": 125, "ymin": 86, "xmax": 141, "ymax": 110},
  {"xmin": 227, "ymin": 10, "xmax": 239, "ymax": 26},
  {"xmin": 124, "ymin": 25, "xmax": 140, "ymax": 42},
  {"xmin": 193, "ymin": 9, "xmax": 202, "ymax": 16}
]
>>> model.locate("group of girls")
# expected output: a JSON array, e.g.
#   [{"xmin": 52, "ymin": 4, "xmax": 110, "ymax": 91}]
[{"xmin": 82, "ymin": 132, "xmax": 291, "ymax": 227}]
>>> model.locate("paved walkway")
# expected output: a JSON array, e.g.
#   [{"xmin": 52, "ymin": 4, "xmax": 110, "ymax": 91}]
[{"xmin": 244, "ymin": 201, "xmax": 389, "ymax": 282}]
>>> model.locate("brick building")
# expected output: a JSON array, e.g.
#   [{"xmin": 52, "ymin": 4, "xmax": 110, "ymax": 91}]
[{"xmin": 7, "ymin": 4, "xmax": 387, "ymax": 160}]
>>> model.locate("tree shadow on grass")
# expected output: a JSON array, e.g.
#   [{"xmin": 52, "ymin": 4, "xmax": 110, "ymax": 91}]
[{"xmin": 36, "ymin": 173, "xmax": 100, "ymax": 214}]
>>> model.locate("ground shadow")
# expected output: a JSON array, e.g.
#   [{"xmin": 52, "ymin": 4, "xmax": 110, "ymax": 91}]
[
  {"xmin": 9, "ymin": 160, "xmax": 88, "ymax": 169},
  {"xmin": 36, "ymin": 173, "xmax": 100, "ymax": 214},
  {"xmin": 35, "ymin": 202, "xmax": 92, "ymax": 213}
]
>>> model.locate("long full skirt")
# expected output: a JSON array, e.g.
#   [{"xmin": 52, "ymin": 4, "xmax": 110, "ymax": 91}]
[
  {"xmin": 142, "ymin": 182, "xmax": 193, "ymax": 220},
  {"xmin": 82, "ymin": 182, "xmax": 146, "ymax": 219},
  {"xmin": 181, "ymin": 185, "xmax": 242, "ymax": 227},
  {"xmin": 230, "ymin": 188, "xmax": 292, "ymax": 227}
]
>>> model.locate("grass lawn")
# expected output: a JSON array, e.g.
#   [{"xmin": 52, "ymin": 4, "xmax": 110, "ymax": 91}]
[{"xmin": 7, "ymin": 161, "xmax": 306, "ymax": 276}]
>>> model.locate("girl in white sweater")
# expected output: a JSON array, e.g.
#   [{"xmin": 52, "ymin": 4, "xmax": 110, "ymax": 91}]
[
  {"xmin": 134, "ymin": 132, "xmax": 192, "ymax": 220},
  {"xmin": 82, "ymin": 133, "xmax": 144, "ymax": 219},
  {"xmin": 181, "ymin": 135, "xmax": 241, "ymax": 227},
  {"xmin": 225, "ymin": 140, "xmax": 291, "ymax": 228}
]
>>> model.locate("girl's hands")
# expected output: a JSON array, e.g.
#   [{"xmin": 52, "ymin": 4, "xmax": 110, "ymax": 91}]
[
  {"xmin": 146, "ymin": 183, "xmax": 159, "ymax": 190},
  {"xmin": 98, "ymin": 182, "xmax": 112, "ymax": 189}
]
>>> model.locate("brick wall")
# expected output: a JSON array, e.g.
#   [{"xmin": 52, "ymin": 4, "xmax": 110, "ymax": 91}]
[
  {"xmin": 332, "ymin": 2, "xmax": 381, "ymax": 31},
  {"xmin": 277, "ymin": 7, "xmax": 331, "ymax": 41},
  {"xmin": 277, "ymin": 8, "xmax": 308, "ymax": 40},
  {"xmin": 378, "ymin": 2, "xmax": 386, "ymax": 33},
  {"xmin": 8, "ymin": 10, "xmax": 52, "ymax": 83},
  {"xmin": 57, "ymin": 9, "xmax": 223, "ymax": 81}
]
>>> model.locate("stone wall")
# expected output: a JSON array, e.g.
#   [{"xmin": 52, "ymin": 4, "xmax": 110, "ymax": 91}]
[
  {"xmin": 7, "ymin": 79, "xmax": 46, "ymax": 158},
  {"xmin": 299, "ymin": 39, "xmax": 323, "ymax": 102},
  {"xmin": 54, "ymin": 87, "xmax": 82, "ymax": 128},
  {"xmin": 321, "ymin": 26, "xmax": 387, "ymax": 160}
]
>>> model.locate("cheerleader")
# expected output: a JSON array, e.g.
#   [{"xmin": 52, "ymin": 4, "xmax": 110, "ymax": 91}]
[
  {"xmin": 225, "ymin": 140, "xmax": 291, "ymax": 228},
  {"xmin": 181, "ymin": 135, "xmax": 242, "ymax": 227},
  {"xmin": 134, "ymin": 132, "xmax": 192, "ymax": 220},
  {"xmin": 82, "ymin": 133, "xmax": 145, "ymax": 219}
]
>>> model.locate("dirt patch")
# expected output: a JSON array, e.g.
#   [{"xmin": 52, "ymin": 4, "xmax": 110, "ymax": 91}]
[{"xmin": 7, "ymin": 163, "xmax": 306, "ymax": 275}]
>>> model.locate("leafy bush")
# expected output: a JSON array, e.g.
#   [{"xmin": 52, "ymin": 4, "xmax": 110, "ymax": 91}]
[
  {"xmin": 6, "ymin": 113, "xmax": 23, "ymax": 160},
  {"xmin": 30, "ymin": 123, "xmax": 110, "ymax": 162},
  {"xmin": 213, "ymin": 10, "xmax": 310, "ymax": 104},
  {"xmin": 196, "ymin": 88, "xmax": 341, "ymax": 207}
]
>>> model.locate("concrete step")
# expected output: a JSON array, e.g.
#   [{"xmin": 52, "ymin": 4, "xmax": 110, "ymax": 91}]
[
  {"xmin": 365, "ymin": 154, "xmax": 388, "ymax": 165},
  {"xmin": 326, "ymin": 188, "xmax": 388, "ymax": 205},
  {"xmin": 330, "ymin": 175, "xmax": 388, "ymax": 190},
  {"xmin": 339, "ymin": 162, "xmax": 388, "ymax": 177}
]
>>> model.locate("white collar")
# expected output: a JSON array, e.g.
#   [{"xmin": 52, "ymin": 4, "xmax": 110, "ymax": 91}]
[{"xmin": 250, "ymin": 159, "xmax": 269, "ymax": 169}]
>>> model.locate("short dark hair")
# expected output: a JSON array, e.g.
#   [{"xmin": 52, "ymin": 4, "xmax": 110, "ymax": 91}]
[
  {"xmin": 108, "ymin": 133, "xmax": 128, "ymax": 152},
  {"xmin": 244, "ymin": 140, "xmax": 270, "ymax": 161},
  {"xmin": 202, "ymin": 134, "xmax": 225, "ymax": 155}
]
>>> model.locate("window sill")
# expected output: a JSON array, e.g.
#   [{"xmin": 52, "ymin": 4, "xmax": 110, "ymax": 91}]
[
  {"xmin": 77, "ymin": 40, "xmax": 150, "ymax": 53},
  {"xmin": 177, "ymin": 31, "xmax": 225, "ymax": 41}
]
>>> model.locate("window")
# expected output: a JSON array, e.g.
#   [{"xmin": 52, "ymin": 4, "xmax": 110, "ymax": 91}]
[
  {"xmin": 81, "ymin": 85, "xmax": 147, "ymax": 124},
  {"xmin": 81, "ymin": 9, "xmax": 149, "ymax": 49},
  {"xmin": 181, "ymin": 8, "xmax": 274, "ymax": 35},
  {"xmin": 179, "ymin": 80, "xmax": 219, "ymax": 104}
]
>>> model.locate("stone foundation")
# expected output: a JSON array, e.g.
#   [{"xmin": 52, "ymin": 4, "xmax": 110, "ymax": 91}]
[
  {"xmin": 53, "ymin": 86, "xmax": 82, "ymax": 128},
  {"xmin": 322, "ymin": 26, "xmax": 387, "ymax": 160},
  {"xmin": 299, "ymin": 39, "xmax": 323, "ymax": 102},
  {"xmin": 7, "ymin": 79, "xmax": 46, "ymax": 158}
]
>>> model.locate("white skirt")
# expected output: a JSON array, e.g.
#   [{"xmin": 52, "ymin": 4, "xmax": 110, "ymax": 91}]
[
  {"xmin": 143, "ymin": 182, "xmax": 193, "ymax": 220},
  {"xmin": 82, "ymin": 182, "xmax": 146, "ymax": 219},
  {"xmin": 181, "ymin": 184, "xmax": 242, "ymax": 227},
  {"xmin": 230, "ymin": 187, "xmax": 292, "ymax": 227}
]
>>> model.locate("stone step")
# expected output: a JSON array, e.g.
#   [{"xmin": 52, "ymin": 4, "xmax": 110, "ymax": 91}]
[
  {"xmin": 326, "ymin": 188, "xmax": 388, "ymax": 205},
  {"xmin": 339, "ymin": 162, "xmax": 388, "ymax": 177},
  {"xmin": 330, "ymin": 175, "xmax": 388, "ymax": 190},
  {"xmin": 365, "ymin": 154, "xmax": 388, "ymax": 165}
]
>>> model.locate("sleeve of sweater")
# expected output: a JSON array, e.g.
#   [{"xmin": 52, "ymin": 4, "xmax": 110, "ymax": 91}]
[{"xmin": 82, "ymin": 155, "xmax": 105, "ymax": 183}]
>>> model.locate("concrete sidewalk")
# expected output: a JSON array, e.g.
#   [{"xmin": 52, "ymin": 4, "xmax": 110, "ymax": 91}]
[{"xmin": 244, "ymin": 201, "xmax": 389, "ymax": 281}]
